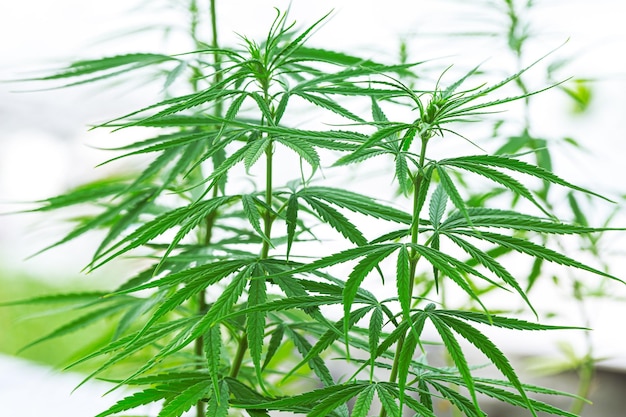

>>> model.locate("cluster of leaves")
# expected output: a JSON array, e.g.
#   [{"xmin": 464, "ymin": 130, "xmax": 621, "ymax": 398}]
[{"xmin": 4, "ymin": 2, "xmax": 623, "ymax": 417}]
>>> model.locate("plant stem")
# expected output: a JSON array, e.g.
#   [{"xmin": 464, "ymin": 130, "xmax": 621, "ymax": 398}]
[
  {"xmin": 230, "ymin": 87, "xmax": 275, "ymax": 379},
  {"xmin": 195, "ymin": 2, "xmax": 221, "ymax": 416},
  {"xmin": 229, "ymin": 334, "xmax": 249, "ymax": 378},
  {"xmin": 380, "ymin": 138, "xmax": 429, "ymax": 417},
  {"xmin": 570, "ymin": 358, "xmax": 594, "ymax": 415}
]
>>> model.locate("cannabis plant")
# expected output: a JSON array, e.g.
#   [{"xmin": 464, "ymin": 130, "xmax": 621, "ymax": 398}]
[{"xmin": 4, "ymin": 2, "xmax": 623, "ymax": 417}]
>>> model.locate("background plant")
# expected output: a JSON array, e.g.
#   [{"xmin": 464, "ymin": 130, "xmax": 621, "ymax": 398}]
[{"xmin": 2, "ymin": 1, "xmax": 625, "ymax": 417}]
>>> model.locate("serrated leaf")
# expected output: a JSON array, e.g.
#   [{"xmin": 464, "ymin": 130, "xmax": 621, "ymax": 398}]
[
  {"xmin": 396, "ymin": 245, "xmax": 411, "ymax": 324},
  {"xmin": 427, "ymin": 312, "xmax": 480, "ymax": 413},
  {"xmin": 284, "ymin": 327, "xmax": 334, "ymax": 387},
  {"xmin": 295, "ymin": 92, "xmax": 365, "ymax": 122},
  {"xmin": 157, "ymin": 380, "xmax": 212, "ymax": 417},
  {"xmin": 436, "ymin": 165, "xmax": 470, "ymax": 226},
  {"xmin": 242, "ymin": 194, "xmax": 271, "ymax": 244},
  {"xmin": 444, "ymin": 233, "xmax": 537, "ymax": 316},
  {"xmin": 274, "ymin": 136, "xmax": 320, "ymax": 170},
  {"xmin": 244, "ymin": 135, "xmax": 269, "ymax": 171},
  {"xmin": 301, "ymin": 187, "xmax": 411, "ymax": 224},
  {"xmin": 204, "ymin": 325, "xmax": 222, "ymax": 398},
  {"xmin": 397, "ymin": 315, "xmax": 427, "ymax": 411},
  {"xmin": 0, "ymin": 292, "xmax": 107, "ymax": 307},
  {"xmin": 376, "ymin": 384, "xmax": 400, "ymax": 417},
  {"xmin": 351, "ymin": 384, "xmax": 376, "ymax": 417},
  {"xmin": 93, "ymin": 388, "xmax": 168, "ymax": 417},
  {"xmin": 247, "ymin": 275, "xmax": 267, "ymax": 384},
  {"xmin": 302, "ymin": 196, "xmax": 367, "ymax": 245},
  {"xmin": 440, "ymin": 154, "xmax": 613, "ymax": 202},
  {"xmin": 262, "ymin": 324, "xmax": 284, "ymax": 370},
  {"xmin": 285, "ymin": 194, "xmax": 299, "ymax": 259},
  {"xmin": 206, "ymin": 380, "xmax": 229, "ymax": 417},
  {"xmin": 452, "ymin": 229, "xmax": 624, "ymax": 284},
  {"xmin": 343, "ymin": 245, "xmax": 399, "ymax": 355},
  {"xmin": 434, "ymin": 312, "xmax": 538, "ymax": 417},
  {"xmin": 429, "ymin": 184, "xmax": 448, "ymax": 228},
  {"xmin": 91, "ymin": 195, "xmax": 236, "ymax": 271},
  {"xmin": 368, "ymin": 307, "xmax": 383, "ymax": 381},
  {"xmin": 19, "ymin": 301, "xmax": 130, "ymax": 352}
]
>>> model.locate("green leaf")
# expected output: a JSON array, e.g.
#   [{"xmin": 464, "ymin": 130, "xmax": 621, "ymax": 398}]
[
  {"xmin": 439, "ymin": 159, "xmax": 552, "ymax": 217},
  {"xmin": 301, "ymin": 187, "xmax": 411, "ymax": 224},
  {"xmin": 351, "ymin": 384, "xmax": 376, "ymax": 417},
  {"xmin": 397, "ymin": 315, "xmax": 427, "ymax": 411},
  {"xmin": 343, "ymin": 245, "xmax": 399, "ymax": 347},
  {"xmin": 247, "ymin": 275, "xmax": 268, "ymax": 384},
  {"xmin": 295, "ymin": 92, "xmax": 365, "ymax": 122},
  {"xmin": 453, "ymin": 229, "xmax": 624, "ymax": 284},
  {"xmin": 427, "ymin": 312, "xmax": 480, "ymax": 413},
  {"xmin": 69, "ymin": 318, "xmax": 196, "ymax": 389},
  {"xmin": 262, "ymin": 324, "xmax": 284, "ymax": 370},
  {"xmin": 284, "ymin": 327, "xmax": 334, "ymax": 387},
  {"xmin": 376, "ymin": 384, "xmax": 400, "ymax": 417},
  {"xmin": 436, "ymin": 165, "xmax": 470, "ymax": 225},
  {"xmin": 157, "ymin": 380, "xmax": 212, "ymax": 417},
  {"xmin": 204, "ymin": 325, "xmax": 222, "ymax": 399},
  {"xmin": 274, "ymin": 136, "xmax": 320, "ymax": 170},
  {"xmin": 440, "ymin": 154, "xmax": 614, "ymax": 202},
  {"xmin": 285, "ymin": 194, "xmax": 299, "ymax": 259},
  {"xmin": 302, "ymin": 196, "xmax": 367, "ymax": 245},
  {"xmin": 93, "ymin": 388, "xmax": 168, "ymax": 417},
  {"xmin": 444, "ymin": 233, "xmax": 536, "ymax": 316},
  {"xmin": 435, "ymin": 312, "xmax": 538, "ymax": 417},
  {"xmin": 242, "ymin": 194, "xmax": 271, "ymax": 244},
  {"xmin": 396, "ymin": 245, "xmax": 411, "ymax": 324},
  {"xmin": 29, "ymin": 53, "xmax": 175, "ymax": 87},
  {"xmin": 368, "ymin": 306, "xmax": 383, "ymax": 380},
  {"xmin": 429, "ymin": 183, "xmax": 448, "ymax": 228},
  {"xmin": 19, "ymin": 301, "xmax": 130, "ymax": 352},
  {"xmin": 206, "ymin": 380, "xmax": 230, "ymax": 417},
  {"xmin": 0, "ymin": 292, "xmax": 107, "ymax": 307}
]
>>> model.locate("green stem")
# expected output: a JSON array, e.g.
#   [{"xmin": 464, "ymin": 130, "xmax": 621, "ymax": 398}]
[
  {"xmin": 195, "ymin": 2, "xmax": 221, "ymax": 416},
  {"xmin": 380, "ymin": 138, "xmax": 429, "ymax": 417},
  {"xmin": 570, "ymin": 358, "xmax": 594, "ymax": 415},
  {"xmin": 261, "ymin": 145, "xmax": 274, "ymax": 259},
  {"xmin": 229, "ymin": 334, "xmax": 249, "ymax": 378},
  {"xmin": 229, "ymin": 88, "xmax": 274, "ymax": 379}
]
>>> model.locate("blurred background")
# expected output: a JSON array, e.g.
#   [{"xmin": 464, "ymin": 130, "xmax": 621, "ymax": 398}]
[{"xmin": 1, "ymin": 0, "xmax": 626, "ymax": 416}]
